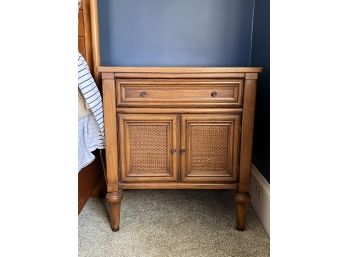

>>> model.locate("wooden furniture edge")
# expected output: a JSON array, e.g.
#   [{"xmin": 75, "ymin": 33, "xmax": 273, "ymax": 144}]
[
  {"xmin": 90, "ymin": 0, "xmax": 101, "ymax": 84},
  {"xmin": 238, "ymin": 78, "xmax": 258, "ymax": 193},
  {"xmin": 98, "ymin": 66, "xmax": 263, "ymax": 73},
  {"xmin": 116, "ymin": 108, "xmax": 243, "ymax": 114},
  {"xmin": 102, "ymin": 77, "xmax": 119, "ymax": 191},
  {"xmin": 102, "ymin": 76, "xmax": 123, "ymax": 231},
  {"xmin": 82, "ymin": 0, "xmax": 93, "ymax": 74},
  {"xmin": 119, "ymin": 182, "xmax": 238, "ymax": 190}
]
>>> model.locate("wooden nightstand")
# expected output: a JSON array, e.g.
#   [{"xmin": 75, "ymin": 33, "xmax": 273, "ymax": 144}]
[{"xmin": 100, "ymin": 67, "xmax": 262, "ymax": 231}]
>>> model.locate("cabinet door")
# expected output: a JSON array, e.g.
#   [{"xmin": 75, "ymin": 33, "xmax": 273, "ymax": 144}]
[
  {"xmin": 118, "ymin": 114, "xmax": 179, "ymax": 182},
  {"xmin": 181, "ymin": 114, "xmax": 241, "ymax": 182}
]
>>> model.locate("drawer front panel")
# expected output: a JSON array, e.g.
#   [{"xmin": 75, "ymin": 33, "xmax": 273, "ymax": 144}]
[{"xmin": 116, "ymin": 79, "xmax": 243, "ymax": 107}]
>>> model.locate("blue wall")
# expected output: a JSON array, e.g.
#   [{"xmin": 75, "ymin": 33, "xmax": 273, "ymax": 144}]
[
  {"xmin": 99, "ymin": 0, "xmax": 254, "ymax": 66},
  {"xmin": 251, "ymin": 0, "xmax": 270, "ymax": 182}
]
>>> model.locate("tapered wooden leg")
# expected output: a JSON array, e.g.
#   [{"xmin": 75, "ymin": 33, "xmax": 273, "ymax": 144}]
[
  {"xmin": 234, "ymin": 192, "xmax": 251, "ymax": 231},
  {"xmin": 106, "ymin": 191, "xmax": 122, "ymax": 232}
]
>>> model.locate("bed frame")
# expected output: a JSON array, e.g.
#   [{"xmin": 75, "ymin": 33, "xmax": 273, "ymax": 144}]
[{"xmin": 78, "ymin": 0, "xmax": 105, "ymax": 214}]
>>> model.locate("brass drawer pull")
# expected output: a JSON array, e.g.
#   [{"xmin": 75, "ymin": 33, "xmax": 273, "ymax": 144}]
[
  {"xmin": 140, "ymin": 91, "xmax": 147, "ymax": 97},
  {"xmin": 171, "ymin": 149, "xmax": 177, "ymax": 154},
  {"xmin": 211, "ymin": 91, "xmax": 218, "ymax": 97},
  {"xmin": 180, "ymin": 149, "xmax": 186, "ymax": 153}
]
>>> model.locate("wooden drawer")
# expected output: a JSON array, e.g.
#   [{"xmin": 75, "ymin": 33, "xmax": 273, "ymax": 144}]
[{"xmin": 116, "ymin": 79, "xmax": 243, "ymax": 107}]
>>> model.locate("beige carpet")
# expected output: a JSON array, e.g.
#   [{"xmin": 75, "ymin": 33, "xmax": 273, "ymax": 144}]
[{"xmin": 79, "ymin": 190, "xmax": 270, "ymax": 257}]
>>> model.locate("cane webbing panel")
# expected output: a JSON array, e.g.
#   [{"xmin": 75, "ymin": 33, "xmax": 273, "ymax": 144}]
[
  {"xmin": 128, "ymin": 124, "xmax": 168, "ymax": 174},
  {"xmin": 190, "ymin": 125, "xmax": 229, "ymax": 173}
]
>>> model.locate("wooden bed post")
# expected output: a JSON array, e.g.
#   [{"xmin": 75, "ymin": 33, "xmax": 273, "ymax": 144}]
[
  {"xmin": 90, "ymin": 0, "xmax": 101, "ymax": 85},
  {"xmin": 102, "ymin": 72, "xmax": 122, "ymax": 231}
]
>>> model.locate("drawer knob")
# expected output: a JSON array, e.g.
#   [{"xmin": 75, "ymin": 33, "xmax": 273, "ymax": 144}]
[
  {"xmin": 180, "ymin": 149, "xmax": 186, "ymax": 153},
  {"xmin": 211, "ymin": 91, "xmax": 218, "ymax": 97},
  {"xmin": 171, "ymin": 149, "xmax": 177, "ymax": 154},
  {"xmin": 140, "ymin": 91, "xmax": 147, "ymax": 97}
]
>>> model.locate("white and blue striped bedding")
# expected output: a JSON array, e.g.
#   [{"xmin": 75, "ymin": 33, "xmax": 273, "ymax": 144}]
[{"xmin": 78, "ymin": 52, "xmax": 105, "ymax": 171}]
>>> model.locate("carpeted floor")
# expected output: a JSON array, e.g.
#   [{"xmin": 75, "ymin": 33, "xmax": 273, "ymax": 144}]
[{"xmin": 79, "ymin": 190, "xmax": 270, "ymax": 257}]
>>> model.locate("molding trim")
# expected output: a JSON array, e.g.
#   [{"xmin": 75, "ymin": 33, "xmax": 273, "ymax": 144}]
[{"xmin": 250, "ymin": 164, "xmax": 270, "ymax": 235}]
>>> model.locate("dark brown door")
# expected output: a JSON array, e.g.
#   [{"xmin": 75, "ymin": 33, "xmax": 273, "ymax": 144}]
[
  {"xmin": 181, "ymin": 114, "xmax": 241, "ymax": 182},
  {"xmin": 118, "ymin": 114, "xmax": 179, "ymax": 182}
]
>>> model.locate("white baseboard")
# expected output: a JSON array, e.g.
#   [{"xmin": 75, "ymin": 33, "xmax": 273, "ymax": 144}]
[{"xmin": 250, "ymin": 164, "xmax": 270, "ymax": 235}]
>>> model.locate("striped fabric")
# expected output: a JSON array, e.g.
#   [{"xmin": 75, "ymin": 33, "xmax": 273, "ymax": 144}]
[
  {"xmin": 78, "ymin": 114, "xmax": 101, "ymax": 171},
  {"xmin": 78, "ymin": 52, "xmax": 105, "ymax": 149}
]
